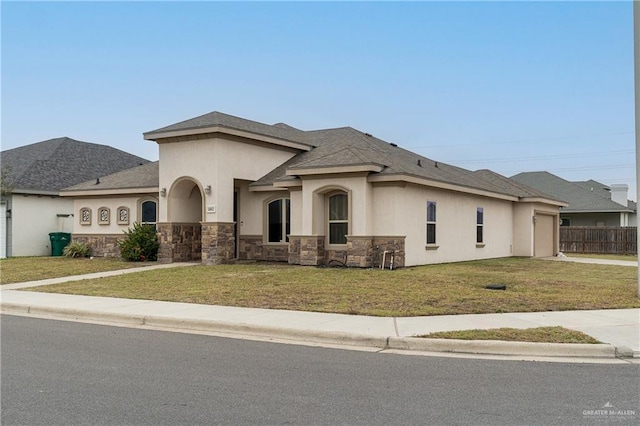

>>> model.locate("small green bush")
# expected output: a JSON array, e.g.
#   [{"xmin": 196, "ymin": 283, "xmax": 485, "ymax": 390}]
[
  {"xmin": 118, "ymin": 222, "xmax": 159, "ymax": 262},
  {"xmin": 63, "ymin": 241, "xmax": 90, "ymax": 258}
]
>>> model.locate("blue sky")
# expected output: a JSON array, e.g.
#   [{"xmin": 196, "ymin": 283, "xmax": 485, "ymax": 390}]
[{"xmin": 2, "ymin": 1, "xmax": 636, "ymax": 200}]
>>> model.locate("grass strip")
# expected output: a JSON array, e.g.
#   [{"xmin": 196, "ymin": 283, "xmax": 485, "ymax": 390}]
[{"xmin": 419, "ymin": 326, "xmax": 601, "ymax": 344}]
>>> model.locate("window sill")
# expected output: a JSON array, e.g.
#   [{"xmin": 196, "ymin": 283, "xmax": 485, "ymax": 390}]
[
  {"xmin": 264, "ymin": 242, "xmax": 289, "ymax": 246},
  {"xmin": 425, "ymin": 244, "xmax": 439, "ymax": 250},
  {"xmin": 476, "ymin": 243, "xmax": 486, "ymax": 248}
]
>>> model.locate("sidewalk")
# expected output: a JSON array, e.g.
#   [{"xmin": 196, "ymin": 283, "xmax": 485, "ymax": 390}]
[{"xmin": 1, "ymin": 263, "xmax": 638, "ymax": 361}]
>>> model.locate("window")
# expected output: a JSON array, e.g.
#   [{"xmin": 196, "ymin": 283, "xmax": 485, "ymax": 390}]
[
  {"xmin": 426, "ymin": 201, "xmax": 436, "ymax": 244},
  {"xmin": 117, "ymin": 207, "xmax": 130, "ymax": 225},
  {"xmin": 79, "ymin": 207, "xmax": 91, "ymax": 225},
  {"xmin": 140, "ymin": 200, "xmax": 157, "ymax": 225},
  {"xmin": 328, "ymin": 193, "xmax": 348, "ymax": 245},
  {"xmin": 476, "ymin": 207, "xmax": 484, "ymax": 244},
  {"xmin": 267, "ymin": 198, "xmax": 290, "ymax": 243},
  {"xmin": 98, "ymin": 207, "xmax": 110, "ymax": 225},
  {"xmin": 560, "ymin": 218, "xmax": 570, "ymax": 227}
]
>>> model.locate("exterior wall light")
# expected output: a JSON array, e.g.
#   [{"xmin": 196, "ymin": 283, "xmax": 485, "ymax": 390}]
[
  {"xmin": 205, "ymin": 185, "xmax": 211, "ymax": 195},
  {"xmin": 160, "ymin": 188, "xmax": 167, "ymax": 197}
]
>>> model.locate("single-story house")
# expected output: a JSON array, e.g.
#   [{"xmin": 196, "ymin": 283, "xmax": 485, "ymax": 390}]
[
  {"xmin": 0, "ymin": 137, "xmax": 149, "ymax": 257},
  {"xmin": 61, "ymin": 112, "xmax": 566, "ymax": 267},
  {"xmin": 62, "ymin": 111, "xmax": 566, "ymax": 267},
  {"xmin": 511, "ymin": 172, "xmax": 637, "ymax": 227}
]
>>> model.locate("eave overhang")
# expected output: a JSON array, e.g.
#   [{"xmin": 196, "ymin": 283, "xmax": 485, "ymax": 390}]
[
  {"xmin": 367, "ymin": 173, "xmax": 520, "ymax": 202},
  {"xmin": 286, "ymin": 163, "xmax": 385, "ymax": 176},
  {"xmin": 143, "ymin": 126, "xmax": 313, "ymax": 152},
  {"xmin": 60, "ymin": 187, "xmax": 159, "ymax": 197}
]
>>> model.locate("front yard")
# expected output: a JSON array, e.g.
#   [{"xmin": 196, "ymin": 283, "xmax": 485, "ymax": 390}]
[
  {"xmin": 18, "ymin": 257, "xmax": 639, "ymax": 317},
  {"xmin": 0, "ymin": 257, "xmax": 144, "ymax": 284}
]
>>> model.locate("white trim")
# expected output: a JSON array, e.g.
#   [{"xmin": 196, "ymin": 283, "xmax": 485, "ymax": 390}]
[
  {"xmin": 60, "ymin": 187, "xmax": 159, "ymax": 197},
  {"xmin": 144, "ymin": 126, "xmax": 313, "ymax": 152}
]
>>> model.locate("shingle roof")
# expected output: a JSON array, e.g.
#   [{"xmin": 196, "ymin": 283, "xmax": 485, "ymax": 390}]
[
  {"xmin": 254, "ymin": 127, "xmax": 556, "ymax": 200},
  {"xmin": 62, "ymin": 161, "xmax": 159, "ymax": 191},
  {"xmin": 510, "ymin": 171, "xmax": 633, "ymax": 212},
  {"xmin": 144, "ymin": 111, "xmax": 562, "ymax": 202},
  {"xmin": 144, "ymin": 111, "xmax": 312, "ymax": 146},
  {"xmin": 1, "ymin": 137, "xmax": 150, "ymax": 193}
]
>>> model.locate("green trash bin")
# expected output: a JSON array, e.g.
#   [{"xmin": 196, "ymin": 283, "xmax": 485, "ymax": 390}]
[{"xmin": 49, "ymin": 232, "xmax": 71, "ymax": 256}]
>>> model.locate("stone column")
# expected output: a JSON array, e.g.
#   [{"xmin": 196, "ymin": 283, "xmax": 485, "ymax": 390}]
[
  {"xmin": 288, "ymin": 236, "xmax": 301, "ymax": 265},
  {"xmin": 201, "ymin": 222, "xmax": 236, "ymax": 265},
  {"xmin": 157, "ymin": 222, "xmax": 174, "ymax": 263},
  {"xmin": 299, "ymin": 236, "xmax": 325, "ymax": 266}
]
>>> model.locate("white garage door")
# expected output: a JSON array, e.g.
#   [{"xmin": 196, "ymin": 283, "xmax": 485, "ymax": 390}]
[
  {"xmin": 0, "ymin": 202, "xmax": 6, "ymax": 258},
  {"xmin": 534, "ymin": 214, "xmax": 554, "ymax": 258}
]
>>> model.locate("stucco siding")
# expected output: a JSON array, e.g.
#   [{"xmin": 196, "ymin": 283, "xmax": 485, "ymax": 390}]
[
  {"xmin": 11, "ymin": 195, "xmax": 74, "ymax": 256},
  {"xmin": 159, "ymin": 137, "xmax": 297, "ymax": 223},
  {"xmin": 71, "ymin": 195, "xmax": 157, "ymax": 235},
  {"xmin": 298, "ymin": 174, "xmax": 371, "ymax": 238},
  {"xmin": 375, "ymin": 184, "xmax": 514, "ymax": 266}
]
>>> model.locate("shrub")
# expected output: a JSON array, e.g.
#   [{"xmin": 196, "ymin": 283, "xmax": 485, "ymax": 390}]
[
  {"xmin": 63, "ymin": 241, "xmax": 91, "ymax": 258},
  {"xmin": 117, "ymin": 222, "xmax": 159, "ymax": 262}
]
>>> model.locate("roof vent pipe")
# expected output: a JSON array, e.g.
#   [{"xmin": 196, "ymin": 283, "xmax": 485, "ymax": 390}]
[
  {"xmin": 95, "ymin": 178, "xmax": 100, "ymax": 185},
  {"xmin": 417, "ymin": 159, "xmax": 422, "ymax": 167}
]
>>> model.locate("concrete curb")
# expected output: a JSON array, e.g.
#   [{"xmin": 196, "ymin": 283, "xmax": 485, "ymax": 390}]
[
  {"xmin": 387, "ymin": 337, "xmax": 618, "ymax": 358},
  {"xmin": 1, "ymin": 302, "xmax": 630, "ymax": 359}
]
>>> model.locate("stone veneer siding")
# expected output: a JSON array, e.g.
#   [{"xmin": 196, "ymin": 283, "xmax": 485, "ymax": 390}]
[
  {"xmin": 372, "ymin": 236, "xmax": 405, "ymax": 268},
  {"xmin": 238, "ymin": 235, "xmax": 288, "ymax": 262},
  {"xmin": 72, "ymin": 234, "xmax": 122, "ymax": 258},
  {"xmin": 157, "ymin": 222, "xmax": 202, "ymax": 263},
  {"xmin": 289, "ymin": 235, "xmax": 405, "ymax": 267},
  {"xmin": 201, "ymin": 222, "xmax": 236, "ymax": 265}
]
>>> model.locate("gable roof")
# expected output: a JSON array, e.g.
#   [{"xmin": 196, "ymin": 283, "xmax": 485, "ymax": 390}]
[
  {"xmin": 254, "ymin": 126, "xmax": 559, "ymax": 201},
  {"xmin": 61, "ymin": 161, "xmax": 159, "ymax": 194},
  {"xmin": 510, "ymin": 171, "xmax": 633, "ymax": 213},
  {"xmin": 1, "ymin": 137, "xmax": 150, "ymax": 194},
  {"xmin": 143, "ymin": 111, "xmax": 313, "ymax": 149}
]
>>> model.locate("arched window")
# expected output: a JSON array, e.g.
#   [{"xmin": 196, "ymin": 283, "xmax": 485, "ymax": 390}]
[
  {"xmin": 117, "ymin": 206, "xmax": 130, "ymax": 225},
  {"xmin": 98, "ymin": 207, "xmax": 110, "ymax": 225},
  {"xmin": 267, "ymin": 198, "xmax": 290, "ymax": 243},
  {"xmin": 79, "ymin": 207, "xmax": 91, "ymax": 226},
  {"xmin": 140, "ymin": 199, "xmax": 158, "ymax": 225},
  {"xmin": 328, "ymin": 192, "xmax": 348, "ymax": 245}
]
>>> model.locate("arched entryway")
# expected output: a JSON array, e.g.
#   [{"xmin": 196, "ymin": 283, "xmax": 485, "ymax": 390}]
[{"xmin": 158, "ymin": 178, "xmax": 204, "ymax": 262}]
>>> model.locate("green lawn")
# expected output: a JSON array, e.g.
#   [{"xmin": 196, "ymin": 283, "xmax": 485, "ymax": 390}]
[
  {"xmin": 25, "ymin": 258, "xmax": 639, "ymax": 317},
  {"xmin": 0, "ymin": 257, "xmax": 147, "ymax": 284}
]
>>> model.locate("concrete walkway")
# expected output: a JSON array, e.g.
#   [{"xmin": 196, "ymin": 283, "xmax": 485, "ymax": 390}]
[
  {"xmin": 1, "ymin": 262, "xmax": 638, "ymax": 361},
  {"xmin": 545, "ymin": 256, "xmax": 638, "ymax": 267}
]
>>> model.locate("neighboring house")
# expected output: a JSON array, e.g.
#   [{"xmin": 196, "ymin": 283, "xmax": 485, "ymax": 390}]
[
  {"xmin": 0, "ymin": 137, "xmax": 149, "ymax": 257},
  {"xmin": 91, "ymin": 110, "xmax": 566, "ymax": 267},
  {"xmin": 511, "ymin": 172, "xmax": 637, "ymax": 227},
  {"xmin": 59, "ymin": 162, "xmax": 159, "ymax": 257}
]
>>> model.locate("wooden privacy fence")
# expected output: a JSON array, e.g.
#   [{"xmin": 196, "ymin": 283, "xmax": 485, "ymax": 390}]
[{"xmin": 560, "ymin": 226, "xmax": 637, "ymax": 255}]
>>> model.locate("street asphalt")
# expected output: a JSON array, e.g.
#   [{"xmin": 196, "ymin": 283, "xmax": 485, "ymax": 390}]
[{"xmin": 1, "ymin": 257, "xmax": 638, "ymax": 362}]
